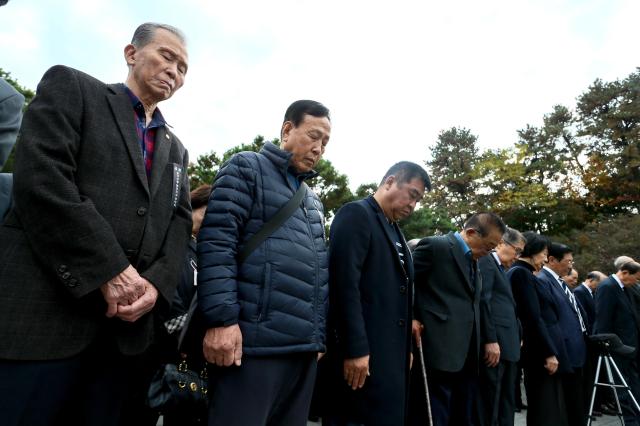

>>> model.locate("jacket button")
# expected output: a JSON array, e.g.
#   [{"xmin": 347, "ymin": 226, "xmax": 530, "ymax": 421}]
[
  {"xmin": 58, "ymin": 265, "xmax": 68, "ymax": 273},
  {"xmin": 398, "ymin": 319, "xmax": 405, "ymax": 327},
  {"xmin": 68, "ymin": 278, "xmax": 79, "ymax": 287},
  {"xmin": 399, "ymin": 285, "xmax": 407, "ymax": 294},
  {"xmin": 137, "ymin": 207, "xmax": 147, "ymax": 216},
  {"xmin": 61, "ymin": 272, "xmax": 71, "ymax": 280}
]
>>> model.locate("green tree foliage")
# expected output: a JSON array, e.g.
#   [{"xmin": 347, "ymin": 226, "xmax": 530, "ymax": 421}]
[
  {"xmin": 576, "ymin": 69, "xmax": 640, "ymax": 215},
  {"xmin": 399, "ymin": 206, "xmax": 456, "ymax": 240},
  {"xmin": 188, "ymin": 135, "xmax": 269, "ymax": 189},
  {"xmin": 425, "ymin": 127, "xmax": 480, "ymax": 227},
  {"xmin": 550, "ymin": 214, "xmax": 640, "ymax": 278}
]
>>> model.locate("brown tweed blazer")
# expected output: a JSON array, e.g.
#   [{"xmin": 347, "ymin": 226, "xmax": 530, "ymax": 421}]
[{"xmin": 0, "ymin": 65, "xmax": 192, "ymax": 360}]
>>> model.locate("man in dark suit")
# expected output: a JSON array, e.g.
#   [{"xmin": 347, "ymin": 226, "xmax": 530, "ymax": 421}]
[
  {"xmin": 574, "ymin": 271, "xmax": 606, "ymax": 333},
  {"xmin": 594, "ymin": 261, "xmax": 640, "ymax": 425},
  {"xmin": 325, "ymin": 161, "xmax": 430, "ymax": 425},
  {"xmin": 478, "ymin": 227, "xmax": 525, "ymax": 426},
  {"xmin": 412, "ymin": 212, "xmax": 507, "ymax": 425},
  {"xmin": 537, "ymin": 243, "xmax": 588, "ymax": 426},
  {"xmin": 0, "ymin": 23, "xmax": 192, "ymax": 426}
]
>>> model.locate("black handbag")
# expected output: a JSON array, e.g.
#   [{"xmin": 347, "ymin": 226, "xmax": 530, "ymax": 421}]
[
  {"xmin": 147, "ymin": 285, "xmax": 207, "ymax": 413},
  {"xmin": 147, "ymin": 358, "xmax": 208, "ymax": 411}
]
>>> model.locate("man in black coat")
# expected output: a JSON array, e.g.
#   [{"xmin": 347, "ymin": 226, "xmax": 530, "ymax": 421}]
[
  {"xmin": 478, "ymin": 227, "xmax": 525, "ymax": 426},
  {"xmin": 412, "ymin": 212, "xmax": 507, "ymax": 425},
  {"xmin": 0, "ymin": 23, "xmax": 192, "ymax": 425},
  {"xmin": 325, "ymin": 161, "xmax": 430, "ymax": 425},
  {"xmin": 594, "ymin": 261, "xmax": 640, "ymax": 425}
]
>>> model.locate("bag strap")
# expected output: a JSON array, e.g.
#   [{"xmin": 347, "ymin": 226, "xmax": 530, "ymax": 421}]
[
  {"xmin": 237, "ymin": 182, "xmax": 307, "ymax": 265},
  {"xmin": 177, "ymin": 292, "xmax": 198, "ymax": 351}
]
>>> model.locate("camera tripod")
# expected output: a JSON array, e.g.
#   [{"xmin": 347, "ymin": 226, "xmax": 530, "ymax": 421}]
[{"xmin": 587, "ymin": 336, "xmax": 640, "ymax": 426}]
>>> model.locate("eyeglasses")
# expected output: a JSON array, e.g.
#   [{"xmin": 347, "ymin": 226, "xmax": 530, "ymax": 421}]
[{"xmin": 504, "ymin": 240, "xmax": 523, "ymax": 256}]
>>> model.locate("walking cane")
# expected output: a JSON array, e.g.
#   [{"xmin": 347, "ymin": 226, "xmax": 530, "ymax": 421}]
[{"xmin": 417, "ymin": 341, "xmax": 433, "ymax": 426}]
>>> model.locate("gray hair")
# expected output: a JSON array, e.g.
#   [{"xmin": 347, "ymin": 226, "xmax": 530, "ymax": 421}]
[
  {"xmin": 503, "ymin": 227, "xmax": 525, "ymax": 246},
  {"xmin": 131, "ymin": 22, "xmax": 186, "ymax": 48},
  {"xmin": 614, "ymin": 255, "xmax": 635, "ymax": 271}
]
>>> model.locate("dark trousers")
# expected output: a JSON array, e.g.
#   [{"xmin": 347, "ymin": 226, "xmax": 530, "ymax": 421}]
[
  {"xmin": 479, "ymin": 360, "xmax": 517, "ymax": 426},
  {"xmin": 425, "ymin": 366, "xmax": 479, "ymax": 426},
  {"xmin": 208, "ymin": 353, "xmax": 317, "ymax": 426},
  {"xmin": 560, "ymin": 368, "xmax": 586, "ymax": 426},
  {"xmin": 0, "ymin": 339, "xmax": 143, "ymax": 426},
  {"xmin": 523, "ymin": 365, "xmax": 568, "ymax": 426}
]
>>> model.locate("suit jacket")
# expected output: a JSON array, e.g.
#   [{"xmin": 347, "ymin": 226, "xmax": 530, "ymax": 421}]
[
  {"xmin": 574, "ymin": 284, "xmax": 595, "ymax": 334},
  {"xmin": 325, "ymin": 196, "xmax": 413, "ymax": 424},
  {"xmin": 0, "ymin": 65, "xmax": 192, "ymax": 360},
  {"xmin": 0, "ymin": 77, "xmax": 24, "ymax": 169},
  {"xmin": 413, "ymin": 232, "xmax": 481, "ymax": 373},
  {"xmin": 509, "ymin": 261, "xmax": 573, "ymax": 374},
  {"xmin": 479, "ymin": 254, "xmax": 520, "ymax": 362},
  {"xmin": 594, "ymin": 276, "xmax": 639, "ymax": 354},
  {"xmin": 537, "ymin": 268, "xmax": 587, "ymax": 368}
]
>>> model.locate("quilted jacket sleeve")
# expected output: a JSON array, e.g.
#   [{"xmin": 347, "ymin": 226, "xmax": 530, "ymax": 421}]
[{"xmin": 197, "ymin": 153, "xmax": 256, "ymax": 328}]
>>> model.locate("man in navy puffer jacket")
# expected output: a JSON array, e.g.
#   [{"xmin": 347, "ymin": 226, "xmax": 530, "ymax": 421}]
[{"xmin": 197, "ymin": 100, "xmax": 331, "ymax": 426}]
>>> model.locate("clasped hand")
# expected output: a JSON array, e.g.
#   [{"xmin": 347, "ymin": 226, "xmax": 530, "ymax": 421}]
[{"xmin": 100, "ymin": 264, "xmax": 158, "ymax": 322}]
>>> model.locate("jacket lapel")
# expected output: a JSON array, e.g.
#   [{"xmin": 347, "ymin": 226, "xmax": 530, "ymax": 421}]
[
  {"xmin": 106, "ymin": 86, "xmax": 149, "ymax": 196},
  {"xmin": 149, "ymin": 126, "xmax": 172, "ymax": 198},
  {"xmin": 447, "ymin": 232, "xmax": 473, "ymax": 292},
  {"xmin": 367, "ymin": 198, "xmax": 408, "ymax": 278}
]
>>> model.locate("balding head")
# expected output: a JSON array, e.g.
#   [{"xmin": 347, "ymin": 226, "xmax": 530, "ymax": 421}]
[{"xmin": 585, "ymin": 271, "xmax": 607, "ymax": 290}]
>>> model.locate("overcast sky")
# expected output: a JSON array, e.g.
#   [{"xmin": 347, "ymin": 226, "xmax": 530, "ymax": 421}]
[{"xmin": 1, "ymin": 0, "xmax": 637, "ymax": 188}]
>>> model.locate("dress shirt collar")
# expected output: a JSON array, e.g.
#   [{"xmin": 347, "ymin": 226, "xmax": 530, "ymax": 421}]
[
  {"xmin": 454, "ymin": 231, "xmax": 472, "ymax": 260},
  {"xmin": 580, "ymin": 282, "xmax": 593, "ymax": 295},
  {"xmin": 543, "ymin": 266, "xmax": 562, "ymax": 284},
  {"xmin": 612, "ymin": 274, "xmax": 624, "ymax": 289},
  {"xmin": 491, "ymin": 251, "xmax": 502, "ymax": 267}
]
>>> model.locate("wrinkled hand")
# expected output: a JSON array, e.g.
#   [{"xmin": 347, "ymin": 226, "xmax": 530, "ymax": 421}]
[
  {"xmin": 116, "ymin": 279, "xmax": 158, "ymax": 322},
  {"xmin": 484, "ymin": 342, "xmax": 501, "ymax": 367},
  {"xmin": 344, "ymin": 355, "xmax": 370, "ymax": 390},
  {"xmin": 203, "ymin": 324, "xmax": 243, "ymax": 367},
  {"xmin": 100, "ymin": 265, "xmax": 146, "ymax": 317},
  {"xmin": 545, "ymin": 355, "xmax": 559, "ymax": 375},
  {"xmin": 412, "ymin": 320, "xmax": 424, "ymax": 347}
]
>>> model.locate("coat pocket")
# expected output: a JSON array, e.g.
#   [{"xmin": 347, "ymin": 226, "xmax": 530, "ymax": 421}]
[
  {"xmin": 257, "ymin": 263, "xmax": 272, "ymax": 321},
  {"xmin": 424, "ymin": 307, "xmax": 448, "ymax": 322}
]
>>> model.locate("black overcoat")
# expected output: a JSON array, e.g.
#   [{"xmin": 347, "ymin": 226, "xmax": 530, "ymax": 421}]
[{"xmin": 325, "ymin": 196, "xmax": 413, "ymax": 425}]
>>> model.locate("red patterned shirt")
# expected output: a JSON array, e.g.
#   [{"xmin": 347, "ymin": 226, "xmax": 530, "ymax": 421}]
[{"xmin": 124, "ymin": 86, "xmax": 167, "ymax": 178}]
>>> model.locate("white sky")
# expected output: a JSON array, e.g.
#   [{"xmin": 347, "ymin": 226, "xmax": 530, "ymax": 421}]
[{"xmin": 1, "ymin": 0, "xmax": 638, "ymax": 188}]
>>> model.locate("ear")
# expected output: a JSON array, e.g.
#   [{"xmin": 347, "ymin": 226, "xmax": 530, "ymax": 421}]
[
  {"xmin": 384, "ymin": 175, "xmax": 396, "ymax": 189},
  {"xmin": 281, "ymin": 121, "xmax": 293, "ymax": 144},
  {"xmin": 124, "ymin": 44, "xmax": 136, "ymax": 66}
]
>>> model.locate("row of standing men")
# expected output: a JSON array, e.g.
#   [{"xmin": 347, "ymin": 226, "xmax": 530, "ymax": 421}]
[{"xmin": 1, "ymin": 21, "xmax": 639, "ymax": 426}]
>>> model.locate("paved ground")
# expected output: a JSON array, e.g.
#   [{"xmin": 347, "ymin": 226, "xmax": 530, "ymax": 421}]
[{"xmin": 306, "ymin": 411, "xmax": 623, "ymax": 425}]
